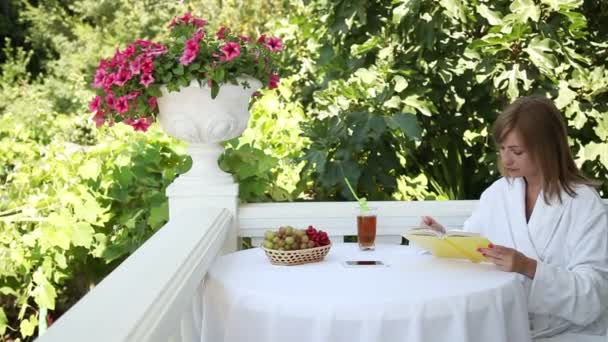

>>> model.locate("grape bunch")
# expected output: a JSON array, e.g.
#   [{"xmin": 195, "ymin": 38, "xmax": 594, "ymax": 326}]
[{"xmin": 262, "ymin": 225, "xmax": 330, "ymax": 250}]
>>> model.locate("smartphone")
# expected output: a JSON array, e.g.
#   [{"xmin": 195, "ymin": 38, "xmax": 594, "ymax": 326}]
[{"xmin": 342, "ymin": 260, "xmax": 386, "ymax": 267}]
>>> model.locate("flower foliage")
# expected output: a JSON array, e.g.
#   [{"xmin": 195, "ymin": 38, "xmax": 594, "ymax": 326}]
[{"xmin": 89, "ymin": 13, "xmax": 283, "ymax": 131}]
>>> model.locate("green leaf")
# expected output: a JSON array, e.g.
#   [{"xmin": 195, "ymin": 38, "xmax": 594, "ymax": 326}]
[
  {"xmin": 174, "ymin": 64, "xmax": 184, "ymax": 76},
  {"xmin": 440, "ymin": 0, "xmax": 467, "ymax": 23},
  {"xmin": 476, "ymin": 4, "xmax": 503, "ymax": 25},
  {"xmin": 393, "ymin": 75, "xmax": 408, "ymax": 93},
  {"xmin": 383, "ymin": 96, "xmax": 401, "ymax": 109},
  {"xmin": 555, "ymin": 80, "xmax": 578, "ymax": 109},
  {"xmin": 78, "ymin": 159, "xmax": 100, "ymax": 180},
  {"xmin": 351, "ymin": 36, "xmax": 382, "ymax": 56},
  {"xmin": 509, "ymin": 0, "xmax": 540, "ymax": 22},
  {"xmin": 393, "ymin": 1, "xmax": 414, "ymax": 24},
  {"xmin": 20, "ymin": 314, "xmax": 38, "ymax": 337},
  {"xmin": 211, "ymin": 81, "xmax": 219, "ymax": 99},
  {"xmin": 71, "ymin": 222, "xmax": 94, "ymax": 248},
  {"xmin": 0, "ymin": 308, "xmax": 7, "ymax": 335},
  {"xmin": 524, "ymin": 37, "xmax": 558, "ymax": 74},
  {"xmin": 403, "ymin": 95, "xmax": 434, "ymax": 116},
  {"xmin": 387, "ymin": 113, "xmax": 421, "ymax": 140},
  {"xmin": 147, "ymin": 202, "xmax": 168, "ymax": 228}
]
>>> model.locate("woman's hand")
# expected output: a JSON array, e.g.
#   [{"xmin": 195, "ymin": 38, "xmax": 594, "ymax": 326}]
[
  {"xmin": 478, "ymin": 244, "xmax": 537, "ymax": 279},
  {"xmin": 420, "ymin": 216, "xmax": 445, "ymax": 233}
]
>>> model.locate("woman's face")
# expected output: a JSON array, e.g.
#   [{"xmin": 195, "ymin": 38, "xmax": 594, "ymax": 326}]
[{"xmin": 499, "ymin": 130, "xmax": 540, "ymax": 180}]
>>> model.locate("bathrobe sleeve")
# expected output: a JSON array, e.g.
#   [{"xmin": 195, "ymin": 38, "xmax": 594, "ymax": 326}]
[{"xmin": 528, "ymin": 194, "xmax": 608, "ymax": 326}]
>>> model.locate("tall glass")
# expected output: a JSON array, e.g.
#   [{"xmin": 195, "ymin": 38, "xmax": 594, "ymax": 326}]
[{"xmin": 357, "ymin": 208, "xmax": 377, "ymax": 250}]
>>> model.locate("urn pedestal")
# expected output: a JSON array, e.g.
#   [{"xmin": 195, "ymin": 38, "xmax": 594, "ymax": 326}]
[{"xmin": 157, "ymin": 78, "xmax": 261, "ymax": 253}]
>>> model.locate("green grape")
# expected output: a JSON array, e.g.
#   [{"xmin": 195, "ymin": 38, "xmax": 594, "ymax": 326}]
[
  {"xmin": 285, "ymin": 236, "xmax": 295, "ymax": 245},
  {"xmin": 295, "ymin": 229, "xmax": 305, "ymax": 237},
  {"xmin": 285, "ymin": 227, "xmax": 294, "ymax": 235},
  {"xmin": 264, "ymin": 230, "xmax": 276, "ymax": 241},
  {"xmin": 263, "ymin": 241, "xmax": 274, "ymax": 249},
  {"xmin": 301, "ymin": 235, "xmax": 309, "ymax": 243},
  {"xmin": 300, "ymin": 243, "xmax": 308, "ymax": 250}
]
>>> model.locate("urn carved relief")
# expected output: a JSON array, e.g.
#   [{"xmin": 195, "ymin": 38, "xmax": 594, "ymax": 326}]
[{"xmin": 157, "ymin": 77, "xmax": 262, "ymax": 185}]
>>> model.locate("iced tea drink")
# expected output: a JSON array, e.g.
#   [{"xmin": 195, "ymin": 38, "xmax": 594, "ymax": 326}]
[{"xmin": 357, "ymin": 209, "xmax": 377, "ymax": 250}]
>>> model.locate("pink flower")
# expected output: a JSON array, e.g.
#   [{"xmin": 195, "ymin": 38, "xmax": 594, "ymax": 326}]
[
  {"xmin": 105, "ymin": 93, "xmax": 115, "ymax": 109},
  {"xmin": 216, "ymin": 26, "xmax": 227, "ymax": 40},
  {"xmin": 89, "ymin": 95, "xmax": 102, "ymax": 112},
  {"xmin": 252, "ymin": 91, "xmax": 261, "ymax": 97},
  {"xmin": 140, "ymin": 58, "xmax": 154, "ymax": 74},
  {"xmin": 140, "ymin": 73, "xmax": 154, "ymax": 87},
  {"xmin": 123, "ymin": 44, "xmax": 136, "ymax": 58},
  {"xmin": 221, "ymin": 42, "xmax": 241, "ymax": 61},
  {"xmin": 148, "ymin": 97, "xmax": 157, "ymax": 109},
  {"xmin": 179, "ymin": 50, "xmax": 198, "ymax": 65},
  {"xmin": 268, "ymin": 73, "xmax": 280, "ymax": 89},
  {"xmin": 192, "ymin": 18, "xmax": 207, "ymax": 27},
  {"xmin": 178, "ymin": 12, "xmax": 193, "ymax": 24},
  {"xmin": 92, "ymin": 110, "xmax": 106, "ymax": 128},
  {"xmin": 114, "ymin": 68, "xmax": 133, "ymax": 87},
  {"xmin": 257, "ymin": 35, "xmax": 267, "ymax": 44},
  {"xmin": 239, "ymin": 35, "xmax": 252, "ymax": 43},
  {"xmin": 265, "ymin": 37, "xmax": 283, "ymax": 52},
  {"xmin": 130, "ymin": 117, "xmax": 152, "ymax": 132},
  {"xmin": 103, "ymin": 73, "xmax": 116, "ymax": 90},
  {"xmin": 126, "ymin": 91, "xmax": 141, "ymax": 100},
  {"xmin": 93, "ymin": 68, "xmax": 106, "ymax": 88},
  {"xmin": 167, "ymin": 18, "xmax": 178, "ymax": 29},
  {"xmin": 130, "ymin": 58, "xmax": 142, "ymax": 74},
  {"xmin": 135, "ymin": 40, "xmax": 154, "ymax": 48},
  {"xmin": 115, "ymin": 96, "xmax": 129, "ymax": 113}
]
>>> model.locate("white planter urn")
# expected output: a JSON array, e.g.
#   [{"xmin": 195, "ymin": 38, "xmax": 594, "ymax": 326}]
[
  {"xmin": 157, "ymin": 77, "xmax": 262, "ymax": 252},
  {"xmin": 157, "ymin": 77, "xmax": 262, "ymax": 186}
]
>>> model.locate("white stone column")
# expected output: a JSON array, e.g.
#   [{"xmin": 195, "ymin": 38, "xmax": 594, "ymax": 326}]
[{"xmin": 157, "ymin": 78, "xmax": 262, "ymax": 253}]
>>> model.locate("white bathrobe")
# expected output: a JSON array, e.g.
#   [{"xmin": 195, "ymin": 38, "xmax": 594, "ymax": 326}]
[{"xmin": 463, "ymin": 177, "xmax": 608, "ymax": 338}]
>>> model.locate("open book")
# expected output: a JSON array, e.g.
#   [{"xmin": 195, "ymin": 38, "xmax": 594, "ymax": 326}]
[{"xmin": 402, "ymin": 228, "xmax": 492, "ymax": 263}]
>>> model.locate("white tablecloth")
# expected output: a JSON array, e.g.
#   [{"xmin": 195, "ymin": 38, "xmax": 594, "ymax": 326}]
[{"xmin": 202, "ymin": 243, "xmax": 532, "ymax": 342}]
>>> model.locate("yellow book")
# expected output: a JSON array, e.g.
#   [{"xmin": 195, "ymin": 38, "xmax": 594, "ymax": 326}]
[{"xmin": 402, "ymin": 228, "xmax": 492, "ymax": 263}]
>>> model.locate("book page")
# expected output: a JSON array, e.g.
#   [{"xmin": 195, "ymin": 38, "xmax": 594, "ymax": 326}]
[
  {"xmin": 405, "ymin": 227, "xmax": 443, "ymax": 237},
  {"xmin": 444, "ymin": 230, "xmax": 480, "ymax": 237}
]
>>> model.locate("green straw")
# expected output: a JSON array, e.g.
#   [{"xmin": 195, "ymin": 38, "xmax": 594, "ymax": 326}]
[{"xmin": 344, "ymin": 177, "xmax": 369, "ymax": 213}]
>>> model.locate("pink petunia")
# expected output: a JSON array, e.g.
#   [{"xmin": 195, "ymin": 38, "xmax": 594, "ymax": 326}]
[
  {"xmin": 126, "ymin": 91, "xmax": 141, "ymax": 100},
  {"xmin": 216, "ymin": 26, "xmax": 227, "ymax": 40},
  {"xmin": 268, "ymin": 73, "xmax": 280, "ymax": 89},
  {"xmin": 89, "ymin": 95, "xmax": 102, "ymax": 113},
  {"xmin": 135, "ymin": 40, "xmax": 154, "ymax": 48},
  {"xmin": 123, "ymin": 44, "xmax": 136, "ymax": 58},
  {"xmin": 148, "ymin": 97, "xmax": 157, "ymax": 109},
  {"xmin": 140, "ymin": 58, "xmax": 155, "ymax": 74},
  {"xmin": 114, "ymin": 68, "xmax": 133, "ymax": 87},
  {"xmin": 130, "ymin": 117, "xmax": 152, "ymax": 132},
  {"xmin": 257, "ymin": 34, "xmax": 267, "ymax": 44},
  {"xmin": 167, "ymin": 17, "xmax": 178, "ymax": 29},
  {"xmin": 93, "ymin": 68, "xmax": 106, "ymax": 88},
  {"xmin": 105, "ymin": 93, "xmax": 116, "ymax": 109},
  {"xmin": 130, "ymin": 58, "xmax": 142, "ymax": 74},
  {"xmin": 221, "ymin": 42, "xmax": 241, "ymax": 61},
  {"xmin": 179, "ymin": 50, "xmax": 198, "ymax": 65},
  {"xmin": 239, "ymin": 35, "xmax": 252, "ymax": 43},
  {"xmin": 103, "ymin": 73, "xmax": 116, "ymax": 90},
  {"xmin": 178, "ymin": 12, "xmax": 193, "ymax": 24},
  {"xmin": 115, "ymin": 96, "xmax": 129, "ymax": 113},
  {"xmin": 192, "ymin": 18, "xmax": 207, "ymax": 27},
  {"xmin": 140, "ymin": 73, "xmax": 154, "ymax": 87},
  {"xmin": 265, "ymin": 37, "xmax": 283, "ymax": 52},
  {"xmin": 92, "ymin": 110, "xmax": 106, "ymax": 128}
]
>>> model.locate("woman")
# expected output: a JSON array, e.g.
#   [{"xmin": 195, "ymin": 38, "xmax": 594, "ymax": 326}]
[{"xmin": 421, "ymin": 96, "xmax": 608, "ymax": 339}]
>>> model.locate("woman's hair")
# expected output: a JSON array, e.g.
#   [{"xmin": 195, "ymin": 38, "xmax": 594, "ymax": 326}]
[{"xmin": 492, "ymin": 95, "xmax": 598, "ymax": 204}]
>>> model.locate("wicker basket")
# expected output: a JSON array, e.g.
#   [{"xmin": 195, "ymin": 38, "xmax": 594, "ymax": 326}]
[{"xmin": 262, "ymin": 243, "xmax": 332, "ymax": 266}]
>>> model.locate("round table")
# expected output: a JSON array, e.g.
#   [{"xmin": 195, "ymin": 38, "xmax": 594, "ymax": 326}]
[{"xmin": 201, "ymin": 243, "xmax": 532, "ymax": 342}]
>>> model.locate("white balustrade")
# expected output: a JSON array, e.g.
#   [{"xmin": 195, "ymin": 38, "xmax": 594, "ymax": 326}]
[{"xmin": 36, "ymin": 208, "xmax": 231, "ymax": 342}]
